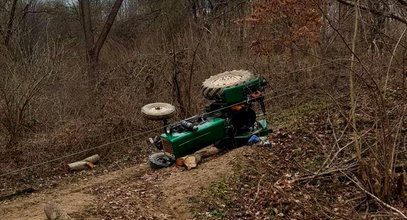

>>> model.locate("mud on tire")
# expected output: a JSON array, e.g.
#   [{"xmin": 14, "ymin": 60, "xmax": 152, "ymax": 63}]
[{"xmin": 201, "ymin": 70, "xmax": 254, "ymax": 100}]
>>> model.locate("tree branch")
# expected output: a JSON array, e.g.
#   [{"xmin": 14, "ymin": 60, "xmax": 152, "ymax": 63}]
[{"xmin": 333, "ymin": 0, "xmax": 407, "ymax": 25}]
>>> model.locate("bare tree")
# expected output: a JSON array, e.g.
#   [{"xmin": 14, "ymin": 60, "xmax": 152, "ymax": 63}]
[
  {"xmin": 78, "ymin": 0, "xmax": 124, "ymax": 83},
  {"xmin": 334, "ymin": 0, "xmax": 407, "ymax": 25}
]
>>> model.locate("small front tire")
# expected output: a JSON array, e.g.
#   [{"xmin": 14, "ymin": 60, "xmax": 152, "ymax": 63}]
[
  {"xmin": 148, "ymin": 152, "xmax": 174, "ymax": 169},
  {"xmin": 141, "ymin": 102, "xmax": 175, "ymax": 121}
]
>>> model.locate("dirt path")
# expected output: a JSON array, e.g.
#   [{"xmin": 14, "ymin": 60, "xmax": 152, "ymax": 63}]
[
  {"xmin": 0, "ymin": 147, "xmax": 249, "ymax": 220},
  {"xmin": 158, "ymin": 148, "xmax": 240, "ymax": 219},
  {"xmin": 0, "ymin": 163, "xmax": 149, "ymax": 220}
]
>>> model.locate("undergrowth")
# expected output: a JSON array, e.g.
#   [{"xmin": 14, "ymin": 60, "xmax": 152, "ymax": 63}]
[{"xmin": 190, "ymin": 98, "xmax": 404, "ymax": 219}]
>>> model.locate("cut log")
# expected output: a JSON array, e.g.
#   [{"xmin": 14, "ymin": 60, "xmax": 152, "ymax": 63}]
[
  {"xmin": 183, "ymin": 145, "xmax": 220, "ymax": 169},
  {"xmin": 44, "ymin": 203, "xmax": 73, "ymax": 220},
  {"xmin": 67, "ymin": 154, "xmax": 100, "ymax": 171},
  {"xmin": 67, "ymin": 161, "xmax": 88, "ymax": 171},
  {"xmin": 83, "ymin": 154, "xmax": 100, "ymax": 163},
  {"xmin": 184, "ymin": 154, "xmax": 202, "ymax": 169},
  {"xmin": 195, "ymin": 145, "xmax": 221, "ymax": 157}
]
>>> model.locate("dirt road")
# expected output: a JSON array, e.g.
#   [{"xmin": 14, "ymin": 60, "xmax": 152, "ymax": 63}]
[{"xmin": 0, "ymin": 147, "xmax": 249, "ymax": 220}]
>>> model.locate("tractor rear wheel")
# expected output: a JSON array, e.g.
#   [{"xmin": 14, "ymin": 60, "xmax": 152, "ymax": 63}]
[
  {"xmin": 141, "ymin": 102, "xmax": 175, "ymax": 121},
  {"xmin": 201, "ymin": 70, "xmax": 254, "ymax": 100}
]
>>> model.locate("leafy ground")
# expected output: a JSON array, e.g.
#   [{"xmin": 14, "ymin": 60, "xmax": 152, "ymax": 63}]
[
  {"xmin": 190, "ymin": 99, "xmax": 406, "ymax": 219},
  {"xmin": 0, "ymin": 99, "xmax": 405, "ymax": 219}
]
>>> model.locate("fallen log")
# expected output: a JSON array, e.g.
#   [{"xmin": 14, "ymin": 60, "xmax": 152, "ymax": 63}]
[
  {"xmin": 67, "ymin": 161, "xmax": 89, "ymax": 171},
  {"xmin": 183, "ymin": 145, "xmax": 221, "ymax": 169},
  {"xmin": 67, "ymin": 154, "xmax": 100, "ymax": 171},
  {"xmin": 44, "ymin": 203, "xmax": 73, "ymax": 220},
  {"xmin": 82, "ymin": 154, "xmax": 100, "ymax": 163}
]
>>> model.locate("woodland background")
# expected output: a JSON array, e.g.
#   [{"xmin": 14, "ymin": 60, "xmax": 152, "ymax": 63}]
[{"xmin": 0, "ymin": 0, "xmax": 406, "ymax": 218}]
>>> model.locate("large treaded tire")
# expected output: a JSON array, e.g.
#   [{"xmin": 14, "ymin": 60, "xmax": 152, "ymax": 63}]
[
  {"xmin": 201, "ymin": 70, "xmax": 254, "ymax": 100},
  {"xmin": 141, "ymin": 102, "xmax": 175, "ymax": 121},
  {"xmin": 148, "ymin": 152, "xmax": 173, "ymax": 169}
]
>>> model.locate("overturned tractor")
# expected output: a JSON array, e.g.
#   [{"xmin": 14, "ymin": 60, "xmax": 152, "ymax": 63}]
[{"xmin": 141, "ymin": 70, "xmax": 270, "ymax": 168}]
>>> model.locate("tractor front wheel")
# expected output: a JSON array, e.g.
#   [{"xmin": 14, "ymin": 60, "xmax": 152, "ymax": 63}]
[
  {"xmin": 141, "ymin": 102, "xmax": 175, "ymax": 121},
  {"xmin": 148, "ymin": 152, "xmax": 173, "ymax": 169}
]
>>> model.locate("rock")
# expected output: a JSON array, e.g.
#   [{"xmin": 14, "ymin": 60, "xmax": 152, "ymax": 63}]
[{"xmin": 44, "ymin": 203, "xmax": 73, "ymax": 220}]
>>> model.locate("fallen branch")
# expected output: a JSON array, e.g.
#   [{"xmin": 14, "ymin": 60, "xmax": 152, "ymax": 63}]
[
  {"xmin": 297, "ymin": 162, "xmax": 358, "ymax": 182},
  {"xmin": 342, "ymin": 172, "xmax": 407, "ymax": 219},
  {"xmin": 249, "ymin": 174, "xmax": 265, "ymax": 208}
]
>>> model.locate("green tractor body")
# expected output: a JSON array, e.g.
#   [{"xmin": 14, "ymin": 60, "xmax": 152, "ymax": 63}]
[
  {"xmin": 161, "ymin": 118, "xmax": 226, "ymax": 159},
  {"xmin": 161, "ymin": 76, "xmax": 269, "ymax": 160}
]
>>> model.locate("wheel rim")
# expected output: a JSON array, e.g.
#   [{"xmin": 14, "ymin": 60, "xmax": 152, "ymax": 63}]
[
  {"xmin": 146, "ymin": 105, "xmax": 171, "ymax": 114},
  {"xmin": 141, "ymin": 102, "xmax": 175, "ymax": 120}
]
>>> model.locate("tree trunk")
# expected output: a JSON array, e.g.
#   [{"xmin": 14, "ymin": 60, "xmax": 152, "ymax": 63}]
[
  {"xmin": 78, "ymin": 0, "xmax": 124, "ymax": 84},
  {"xmin": 93, "ymin": 0, "xmax": 124, "ymax": 59},
  {"xmin": 349, "ymin": 0, "xmax": 361, "ymax": 164},
  {"xmin": 79, "ymin": 0, "xmax": 96, "ymax": 81},
  {"xmin": 4, "ymin": 0, "xmax": 18, "ymax": 46}
]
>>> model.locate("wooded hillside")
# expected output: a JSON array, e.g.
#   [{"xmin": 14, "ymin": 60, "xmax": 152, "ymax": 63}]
[{"xmin": 0, "ymin": 0, "xmax": 406, "ymax": 219}]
